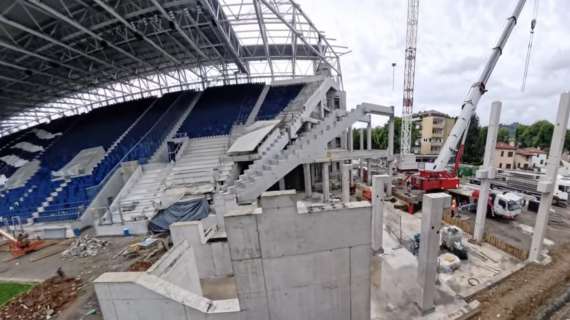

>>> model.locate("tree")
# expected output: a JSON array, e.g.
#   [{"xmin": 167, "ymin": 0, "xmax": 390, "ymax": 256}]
[
  {"xmin": 515, "ymin": 121, "xmax": 553, "ymax": 149},
  {"xmin": 462, "ymin": 115, "xmax": 484, "ymax": 165},
  {"xmin": 497, "ymin": 127, "xmax": 510, "ymax": 143}
]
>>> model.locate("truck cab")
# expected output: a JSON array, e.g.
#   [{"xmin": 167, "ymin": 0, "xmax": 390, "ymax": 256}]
[{"xmin": 489, "ymin": 191, "xmax": 522, "ymax": 219}]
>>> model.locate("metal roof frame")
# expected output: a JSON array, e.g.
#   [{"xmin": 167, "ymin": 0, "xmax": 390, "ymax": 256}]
[{"xmin": 0, "ymin": 0, "xmax": 345, "ymax": 136}]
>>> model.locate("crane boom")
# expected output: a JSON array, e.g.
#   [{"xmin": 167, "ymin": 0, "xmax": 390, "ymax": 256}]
[
  {"xmin": 401, "ymin": 0, "xmax": 420, "ymax": 158},
  {"xmin": 432, "ymin": 0, "xmax": 527, "ymax": 171}
]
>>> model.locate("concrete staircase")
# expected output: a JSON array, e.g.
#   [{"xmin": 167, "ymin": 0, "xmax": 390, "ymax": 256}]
[
  {"xmin": 165, "ymin": 136, "xmax": 231, "ymax": 189},
  {"xmin": 229, "ymin": 104, "xmax": 390, "ymax": 203},
  {"xmin": 111, "ymin": 164, "xmax": 171, "ymax": 223}
]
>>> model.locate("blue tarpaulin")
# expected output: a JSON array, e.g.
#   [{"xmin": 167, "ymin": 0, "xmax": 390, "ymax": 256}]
[{"xmin": 148, "ymin": 197, "xmax": 209, "ymax": 233}]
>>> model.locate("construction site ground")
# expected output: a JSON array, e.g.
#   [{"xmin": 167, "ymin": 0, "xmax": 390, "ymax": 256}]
[
  {"xmin": 459, "ymin": 204, "xmax": 570, "ymax": 319},
  {"xmin": 0, "ymin": 228, "xmax": 151, "ymax": 320}
]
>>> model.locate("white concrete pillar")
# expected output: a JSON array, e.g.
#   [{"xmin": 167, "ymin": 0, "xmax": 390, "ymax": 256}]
[
  {"xmin": 371, "ymin": 175, "xmax": 389, "ymax": 253},
  {"xmin": 278, "ymin": 178, "xmax": 286, "ymax": 191},
  {"xmin": 322, "ymin": 163, "xmax": 330, "ymax": 202},
  {"xmin": 367, "ymin": 115, "xmax": 373, "ymax": 150},
  {"xmin": 366, "ymin": 114, "xmax": 372, "ymax": 150},
  {"xmin": 348, "ymin": 127, "xmax": 354, "ymax": 151},
  {"xmin": 213, "ymin": 193, "xmax": 238, "ymax": 230},
  {"xmin": 340, "ymin": 129, "xmax": 348, "ymax": 149},
  {"xmin": 388, "ymin": 116, "xmax": 395, "ymax": 157},
  {"xmin": 360, "ymin": 128, "xmax": 364, "ymax": 151},
  {"xmin": 367, "ymin": 160, "xmax": 373, "ymax": 186},
  {"xmin": 474, "ymin": 101, "xmax": 502, "ymax": 242},
  {"xmin": 303, "ymin": 163, "xmax": 312, "ymax": 198},
  {"xmin": 418, "ymin": 193, "xmax": 451, "ymax": 314},
  {"xmin": 529, "ymin": 93, "xmax": 570, "ymax": 262},
  {"xmin": 387, "ymin": 117, "xmax": 395, "ymax": 197},
  {"xmin": 341, "ymin": 163, "xmax": 351, "ymax": 203}
]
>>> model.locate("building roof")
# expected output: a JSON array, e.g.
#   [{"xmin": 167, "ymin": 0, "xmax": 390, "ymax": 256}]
[
  {"xmin": 0, "ymin": 0, "xmax": 344, "ymax": 136},
  {"xmin": 496, "ymin": 142, "xmax": 516, "ymax": 150},
  {"xmin": 516, "ymin": 147, "xmax": 545, "ymax": 156},
  {"xmin": 413, "ymin": 109, "xmax": 452, "ymax": 119}
]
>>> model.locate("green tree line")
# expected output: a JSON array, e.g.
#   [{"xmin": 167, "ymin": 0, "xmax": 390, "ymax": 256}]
[{"xmin": 353, "ymin": 116, "xmax": 568, "ymax": 166}]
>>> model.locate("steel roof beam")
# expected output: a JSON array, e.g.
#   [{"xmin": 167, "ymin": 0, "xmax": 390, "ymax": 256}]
[
  {"xmin": 198, "ymin": 0, "xmax": 249, "ymax": 74},
  {"xmin": 0, "ymin": 39, "xmax": 85, "ymax": 74},
  {"xmin": 252, "ymin": 0, "xmax": 274, "ymax": 79},
  {"xmin": 257, "ymin": 0, "xmax": 339, "ymax": 74},
  {"xmin": 0, "ymin": 14, "xmax": 120, "ymax": 71},
  {"xmin": 92, "ymin": 0, "xmax": 182, "ymax": 66},
  {"xmin": 24, "ymin": 0, "xmax": 180, "ymax": 84}
]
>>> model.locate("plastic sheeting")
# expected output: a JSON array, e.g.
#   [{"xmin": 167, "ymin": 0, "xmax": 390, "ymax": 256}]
[{"xmin": 148, "ymin": 197, "xmax": 209, "ymax": 233}]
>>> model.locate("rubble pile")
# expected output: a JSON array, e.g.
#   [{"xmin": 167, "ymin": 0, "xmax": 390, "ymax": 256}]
[
  {"xmin": 62, "ymin": 235, "xmax": 109, "ymax": 258},
  {"xmin": 0, "ymin": 276, "xmax": 81, "ymax": 320}
]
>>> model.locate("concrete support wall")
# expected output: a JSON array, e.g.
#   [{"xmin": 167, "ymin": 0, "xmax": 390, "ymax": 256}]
[
  {"xmin": 474, "ymin": 101, "xmax": 502, "ymax": 242},
  {"xmin": 170, "ymin": 221, "xmax": 233, "ymax": 279},
  {"xmin": 147, "ymin": 241, "xmax": 203, "ymax": 295},
  {"xmin": 417, "ymin": 193, "xmax": 450, "ymax": 313},
  {"xmin": 530, "ymin": 93, "xmax": 570, "ymax": 262},
  {"xmin": 225, "ymin": 191, "xmax": 372, "ymax": 320}
]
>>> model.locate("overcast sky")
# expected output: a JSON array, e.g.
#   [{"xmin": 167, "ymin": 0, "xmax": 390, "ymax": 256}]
[{"xmin": 295, "ymin": 0, "xmax": 570, "ymax": 126}]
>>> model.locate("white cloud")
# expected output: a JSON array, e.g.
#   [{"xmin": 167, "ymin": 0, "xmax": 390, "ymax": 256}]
[{"xmin": 296, "ymin": 0, "xmax": 570, "ymax": 126}]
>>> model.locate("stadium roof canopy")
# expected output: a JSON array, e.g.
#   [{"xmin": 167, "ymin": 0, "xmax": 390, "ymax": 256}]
[{"xmin": 0, "ymin": 0, "xmax": 345, "ymax": 136}]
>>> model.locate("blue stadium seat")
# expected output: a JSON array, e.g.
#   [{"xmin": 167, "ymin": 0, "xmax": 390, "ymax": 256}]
[
  {"xmin": 255, "ymin": 84, "xmax": 303, "ymax": 121},
  {"xmin": 177, "ymin": 84, "xmax": 264, "ymax": 138}
]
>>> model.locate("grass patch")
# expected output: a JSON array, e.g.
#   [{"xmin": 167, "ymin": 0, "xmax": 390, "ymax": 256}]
[{"xmin": 0, "ymin": 282, "xmax": 34, "ymax": 307}]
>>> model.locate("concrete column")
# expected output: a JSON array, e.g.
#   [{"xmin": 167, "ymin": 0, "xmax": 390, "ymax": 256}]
[
  {"xmin": 322, "ymin": 163, "xmax": 330, "ymax": 202},
  {"xmin": 529, "ymin": 93, "xmax": 570, "ymax": 262},
  {"xmin": 340, "ymin": 129, "xmax": 348, "ymax": 149},
  {"xmin": 367, "ymin": 160, "xmax": 373, "ymax": 186},
  {"xmin": 341, "ymin": 163, "xmax": 351, "ymax": 203},
  {"xmin": 371, "ymin": 175, "xmax": 389, "ymax": 253},
  {"xmin": 213, "ymin": 193, "xmax": 238, "ymax": 230},
  {"xmin": 474, "ymin": 101, "xmax": 502, "ymax": 243},
  {"xmin": 348, "ymin": 127, "xmax": 354, "ymax": 151},
  {"xmin": 387, "ymin": 117, "xmax": 395, "ymax": 197},
  {"xmin": 388, "ymin": 116, "xmax": 395, "ymax": 157},
  {"xmin": 303, "ymin": 163, "xmax": 312, "ymax": 197},
  {"xmin": 367, "ymin": 115, "xmax": 372, "ymax": 150},
  {"xmin": 417, "ymin": 193, "xmax": 451, "ymax": 314},
  {"xmin": 360, "ymin": 128, "xmax": 364, "ymax": 151},
  {"xmin": 278, "ymin": 178, "xmax": 286, "ymax": 191}
]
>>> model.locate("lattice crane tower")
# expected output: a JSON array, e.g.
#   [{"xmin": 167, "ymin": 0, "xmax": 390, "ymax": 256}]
[{"xmin": 400, "ymin": 0, "xmax": 419, "ymax": 159}]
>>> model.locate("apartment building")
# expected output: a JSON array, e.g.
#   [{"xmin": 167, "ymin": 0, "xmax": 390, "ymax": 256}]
[{"xmin": 414, "ymin": 110, "xmax": 455, "ymax": 155}]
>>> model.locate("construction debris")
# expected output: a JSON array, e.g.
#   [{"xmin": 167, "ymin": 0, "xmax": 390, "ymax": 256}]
[
  {"xmin": 62, "ymin": 235, "xmax": 109, "ymax": 258},
  {"xmin": 0, "ymin": 276, "xmax": 81, "ymax": 320}
]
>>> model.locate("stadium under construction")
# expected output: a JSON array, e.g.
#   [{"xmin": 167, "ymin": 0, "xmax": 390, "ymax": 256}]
[{"xmin": 0, "ymin": 0, "xmax": 569, "ymax": 319}]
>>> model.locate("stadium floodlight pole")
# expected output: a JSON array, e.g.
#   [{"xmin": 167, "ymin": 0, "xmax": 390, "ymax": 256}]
[
  {"xmin": 432, "ymin": 0, "xmax": 526, "ymax": 171},
  {"xmin": 252, "ymin": 0, "xmax": 275, "ymax": 80}
]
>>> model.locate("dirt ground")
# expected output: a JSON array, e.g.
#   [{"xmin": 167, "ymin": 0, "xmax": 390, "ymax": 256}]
[
  {"xmin": 0, "ymin": 228, "xmax": 148, "ymax": 320},
  {"xmin": 467, "ymin": 205, "xmax": 570, "ymax": 320}
]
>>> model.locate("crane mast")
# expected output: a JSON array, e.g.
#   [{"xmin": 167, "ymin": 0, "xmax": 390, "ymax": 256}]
[
  {"xmin": 400, "ymin": 0, "xmax": 419, "ymax": 159},
  {"xmin": 432, "ymin": 0, "xmax": 527, "ymax": 171}
]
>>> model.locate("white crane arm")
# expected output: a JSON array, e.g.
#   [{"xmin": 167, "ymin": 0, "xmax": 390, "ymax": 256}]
[{"xmin": 432, "ymin": 0, "xmax": 527, "ymax": 171}]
